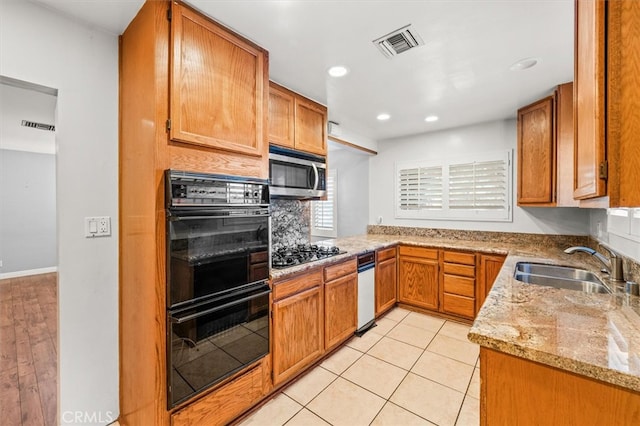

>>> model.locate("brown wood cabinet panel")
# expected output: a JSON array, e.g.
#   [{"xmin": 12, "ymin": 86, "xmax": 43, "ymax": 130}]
[
  {"xmin": 272, "ymin": 285, "xmax": 324, "ymax": 386},
  {"xmin": 555, "ymin": 82, "xmax": 580, "ymax": 207},
  {"xmin": 480, "ymin": 348, "xmax": 640, "ymax": 426},
  {"xmin": 170, "ymin": 2, "xmax": 267, "ymax": 158},
  {"xmin": 398, "ymin": 246, "xmax": 438, "ymax": 260},
  {"xmin": 517, "ymin": 96, "xmax": 556, "ymax": 205},
  {"xmin": 119, "ymin": 2, "xmax": 171, "ymax": 424},
  {"xmin": 476, "ymin": 254, "xmax": 506, "ymax": 313},
  {"xmin": 443, "ymin": 275, "xmax": 475, "ymax": 298},
  {"xmin": 268, "ymin": 83, "xmax": 295, "ymax": 148},
  {"xmin": 607, "ymin": 0, "xmax": 640, "ymax": 207},
  {"xmin": 398, "ymin": 250, "xmax": 439, "ymax": 311},
  {"xmin": 574, "ymin": 0, "xmax": 607, "ymax": 200},
  {"xmin": 441, "ymin": 294, "xmax": 475, "ymax": 320},
  {"xmin": 377, "ymin": 247, "xmax": 396, "ymax": 262},
  {"xmin": 324, "ymin": 272, "xmax": 358, "ymax": 351},
  {"xmin": 376, "ymin": 253, "xmax": 397, "ymax": 317},
  {"xmin": 171, "ymin": 362, "xmax": 264, "ymax": 426},
  {"xmin": 443, "ymin": 251, "xmax": 475, "ymax": 265},
  {"xmin": 324, "ymin": 258, "xmax": 357, "ymax": 282},
  {"xmin": 294, "ymin": 97, "xmax": 327, "ymax": 156},
  {"xmin": 443, "ymin": 263, "xmax": 475, "ymax": 278},
  {"xmin": 273, "ymin": 269, "xmax": 322, "ymax": 301}
]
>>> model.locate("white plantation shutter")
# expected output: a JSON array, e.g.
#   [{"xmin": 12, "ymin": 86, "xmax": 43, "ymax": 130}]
[
  {"xmin": 449, "ymin": 159, "xmax": 508, "ymax": 210},
  {"xmin": 398, "ymin": 166, "xmax": 443, "ymax": 211},
  {"xmin": 311, "ymin": 169, "xmax": 337, "ymax": 237},
  {"xmin": 396, "ymin": 150, "xmax": 512, "ymax": 221}
]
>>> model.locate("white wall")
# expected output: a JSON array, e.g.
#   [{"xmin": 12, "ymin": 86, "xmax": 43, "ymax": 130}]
[
  {"xmin": 328, "ymin": 147, "xmax": 370, "ymax": 237},
  {"xmin": 590, "ymin": 208, "xmax": 640, "ymax": 263},
  {"xmin": 0, "ymin": 1, "xmax": 119, "ymax": 424},
  {"xmin": 369, "ymin": 119, "xmax": 590, "ymax": 235}
]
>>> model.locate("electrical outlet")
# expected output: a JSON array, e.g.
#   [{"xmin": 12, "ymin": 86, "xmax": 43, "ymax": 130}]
[
  {"xmin": 85, "ymin": 216, "xmax": 111, "ymax": 237},
  {"xmin": 597, "ymin": 221, "xmax": 603, "ymax": 238},
  {"xmin": 0, "ymin": 260, "xmax": 3, "ymax": 268}
]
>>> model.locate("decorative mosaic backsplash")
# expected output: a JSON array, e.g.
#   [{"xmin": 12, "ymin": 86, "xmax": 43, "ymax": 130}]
[{"xmin": 271, "ymin": 199, "xmax": 310, "ymax": 250}]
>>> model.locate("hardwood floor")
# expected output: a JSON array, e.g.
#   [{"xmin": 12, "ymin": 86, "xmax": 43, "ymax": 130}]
[{"xmin": 0, "ymin": 273, "xmax": 57, "ymax": 426}]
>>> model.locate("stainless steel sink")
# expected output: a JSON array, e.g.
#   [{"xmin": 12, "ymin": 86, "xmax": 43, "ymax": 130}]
[{"xmin": 514, "ymin": 262, "xmax": 611, "ymax": 294}]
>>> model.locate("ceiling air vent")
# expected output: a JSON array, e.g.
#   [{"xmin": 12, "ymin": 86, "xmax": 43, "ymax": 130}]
[
  {"xmin": 373, "ymin": 24, "xmax": 424, "ymax": 59},
  {"xmin": 21, "ymin": 120, "xmax": 55, "ymax": 132}
]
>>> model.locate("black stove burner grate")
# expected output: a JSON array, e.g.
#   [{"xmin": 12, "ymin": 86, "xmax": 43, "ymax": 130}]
[{"xmin": 272, "ymin": 244, "xmax": 344, "ymax": 269}]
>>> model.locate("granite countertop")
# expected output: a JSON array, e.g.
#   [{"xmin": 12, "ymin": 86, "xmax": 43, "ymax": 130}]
[{"xmin": 270, "ymin": 232, "xmax": 640, "ymax": 393}]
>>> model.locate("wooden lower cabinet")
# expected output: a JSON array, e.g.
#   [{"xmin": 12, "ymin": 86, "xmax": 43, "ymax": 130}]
[
  {"xmin": 477, "ymin": 254, "xmax": 506, "ymax": 313},
  {"xmin": 480, "ymin": 348, "xmax": 640, "ymax": 425},
  {"xmin": 398, "ymin": 246, "xmax": 440, "ymax": 311},
  {"xmin": 375, "ymin": 247, "xmax": 397, "ymax": 316},
  {"xmin": 272, "ymin": 271, "xmax": 324, "ymax": 386},
  {"xmin": 171, "ymin": 359, "xmax": 269, "ymax": 426},
  {"xmin": 324, "ymin": 260, "xmax": 358, "ymax": 351}
]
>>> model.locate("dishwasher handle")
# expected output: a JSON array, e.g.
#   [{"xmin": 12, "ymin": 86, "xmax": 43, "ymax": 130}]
[{"xmin": 358, "ymin": 263, "xmax": 375, "ymax": 273}]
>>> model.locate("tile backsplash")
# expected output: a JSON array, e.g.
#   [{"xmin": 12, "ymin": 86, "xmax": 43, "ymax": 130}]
[{"xmin": 271, "ymin": 199, "xmax": 310, "ymax": 250}]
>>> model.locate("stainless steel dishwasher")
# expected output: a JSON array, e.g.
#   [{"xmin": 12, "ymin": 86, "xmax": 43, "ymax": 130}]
[{"xmin": 356, "ymin": 251, "xmax": 376, "ymax": 335}]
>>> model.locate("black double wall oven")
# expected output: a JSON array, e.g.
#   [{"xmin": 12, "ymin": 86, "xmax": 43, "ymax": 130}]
[{"xmin": 165, "ymin": 170, "xmax": 271, "ymax": 408}]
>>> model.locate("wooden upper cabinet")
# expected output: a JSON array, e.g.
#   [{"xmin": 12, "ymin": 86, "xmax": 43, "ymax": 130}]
[
  {"xmin": 170, "ymin": 2, "xmax": 268, "ymax": 158},
  {"xmin": 555, "ymin": 82, "xmax": 579, "ymax": 207},
  {"xmin": 268, "ymin": 85, "xmax": 295, "ymax": 149},
  {"xmin": 607, "ymin": 0, "xmax": 640, "ymax": 207},
  {"xmin": 517, "ymin": 96, "xmax": 555, "ymax": 205},
  {"xmin": 294, "ymin": 98, "xmax": 327, "ymax": 156},
  {"xmin": 574, "ymin": 0, "xmax": 607, "ymax": 200},
  {"xmin": 268, "ymin": 82, "xmax": 328, "ymax": 157}
]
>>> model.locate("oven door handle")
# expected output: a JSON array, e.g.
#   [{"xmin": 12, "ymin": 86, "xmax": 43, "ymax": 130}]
[
  {"xmin": 311, "ymin": 163, "xmax": 319, "ymax": 190},
  {"xmin": 169, "ymin": 213, "xmax": 269, "ymax": 221},
  {"xmin": 169, "ymin": 289, "xmax": 272, "ymax": 324}
]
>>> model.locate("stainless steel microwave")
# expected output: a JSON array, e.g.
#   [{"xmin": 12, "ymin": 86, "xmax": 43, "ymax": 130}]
[{"xmin": 269, "ymin": 146, "xmax": 327, "ymax": 200}]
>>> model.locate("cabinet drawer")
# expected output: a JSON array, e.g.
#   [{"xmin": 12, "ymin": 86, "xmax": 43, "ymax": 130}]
[
  {"xmin": 399, "ymin": 246, "xmax": 438, "ymax": 260},
  {"xmin": 443, "ymin": 275, "xmax": 475, "ymax": 298},
  {"xmin": 377, "ymin": 247, "xmax": 397, "ymax": 262},
  {"xmin": 443, "ymin": 262, "xmax": 475, "ymax": 278},
  {"xmin": 443, "ymin": 251, "xmax": 476, "ymax": 266},
  {"xmin": 442, "ymin": 293, "xmax": 475, "ymax": 319},
  {"xmin": 171, "ymin": 363, "xmax": 264, "ymax": 426},
  {"xmin": 324, "ymin": 258, "xmax": 357, "ymax": 282},
  {"xmin": 273, "ymin": 269, "xmax": 323, "ymax": 300},
  {"xmin": 250, "ymin": 251, "xmax": 269, "ymax": 264}
]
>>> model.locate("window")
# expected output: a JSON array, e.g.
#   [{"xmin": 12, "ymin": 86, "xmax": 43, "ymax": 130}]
[
  {"xmin": 608, "ymin": 208, "xmax": 640, "ymax": 243},
  {"xmin": 395, "ymin": 150, "xmax": 512, "ymax": 221},
  {"xmin": 311, "ymin": 169, "xmax": 337, "ymax": 238}
]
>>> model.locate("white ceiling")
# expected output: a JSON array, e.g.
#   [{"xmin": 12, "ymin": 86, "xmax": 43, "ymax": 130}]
[{"xmin": 32, "ymin": 0, "xmax": 574, "ymax": 141}]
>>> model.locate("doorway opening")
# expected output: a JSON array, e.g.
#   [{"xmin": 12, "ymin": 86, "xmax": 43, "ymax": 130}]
[{"xmin": 0, "ymin": 75, "xmax": 58, "ymax": 425}]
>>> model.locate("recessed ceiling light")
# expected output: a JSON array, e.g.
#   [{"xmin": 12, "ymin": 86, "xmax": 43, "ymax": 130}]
[
  {"xmin": 425, "ymin": 115, "xmax": 439, "ymax": 122},
  {"xmin": 509, "ymin": 58, "xmax": 539, "ymax": 71},
  {"xmin": 328, "ymin": 66, "xmax": 349, "ymax": 77},
  {"xmin": 377, "ymin": 113, "xmax": 391, "ymax": 121}
]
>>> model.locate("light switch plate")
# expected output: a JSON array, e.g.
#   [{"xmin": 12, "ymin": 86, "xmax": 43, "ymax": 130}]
[{"xmin": 85, "ymin": 216, "xmax": 111, "ymax": 237}]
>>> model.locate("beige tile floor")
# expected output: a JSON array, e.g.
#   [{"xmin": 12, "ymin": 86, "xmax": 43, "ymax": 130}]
[{"xmin": 240, "ymin": 308, "xmax": 480, "ymax": 426}]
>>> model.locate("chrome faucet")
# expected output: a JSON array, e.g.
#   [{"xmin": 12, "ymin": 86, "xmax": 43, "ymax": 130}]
[{"xmin": 564, "ymin": 244, "xmax": 625, "ymax": 282}]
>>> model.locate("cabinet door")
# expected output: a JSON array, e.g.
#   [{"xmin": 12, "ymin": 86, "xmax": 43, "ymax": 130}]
[
  {"xmin": 375, "ymin": 257, "xmax": 397, "ymax": 316},
  {"xmin": 324, "ymin": 273, "xmax": 358, "ymax": 351},
  {"xmin": 574, "ymin": 0, "xmax": 606, "ymax": 199},
  {"xmin": 170, "ymin": 3, "xmax": 267, "ymax": 157},
  {"xmin": 294, "ymin": 97, "xmax": 327, "ymax": 156},
  {"xmin": 476, "ymin": 254, "xmax": 506, "ymax": 313},
  {"xmin": 517, "ymin": 96, "xmax": 555, "ymax": 205},
  {"xmin": 398, "ymin": 255, "xmax": 439, "ymax": 311},
  {"xmin": 268, "ymin": 83, "xmax": 295, "ymax": 148},
  {"xmin": 555, "ymin": 82, "xmax": 580, "ymax": 207},
  {"xmin": 272, "ymin": 285, "xmax": 323, "ymax": 386}
]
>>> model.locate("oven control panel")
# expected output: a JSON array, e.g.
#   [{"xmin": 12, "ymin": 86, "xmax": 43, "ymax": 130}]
[{"xmin": 167, "ymin": 170, "xmax": 269, "ymax": 206}]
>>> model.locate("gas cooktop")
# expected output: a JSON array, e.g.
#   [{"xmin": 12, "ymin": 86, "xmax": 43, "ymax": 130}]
[{"xmin": 272, "ymin": 244, "xmax": 345, "ymax": 269}]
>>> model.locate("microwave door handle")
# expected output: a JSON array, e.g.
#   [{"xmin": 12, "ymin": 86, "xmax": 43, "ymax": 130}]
[
  {"xmin": 169, "ymin": 289, "xmax": 272, "ymax": 324},
  {"xmin": 312, "ymin": 163, "xmax": 319, "ymax": 190}
]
